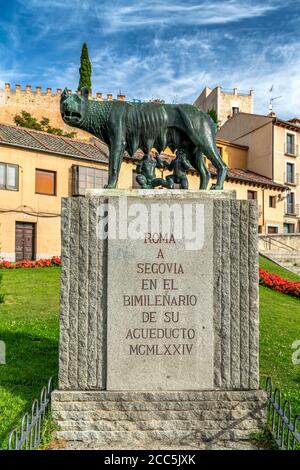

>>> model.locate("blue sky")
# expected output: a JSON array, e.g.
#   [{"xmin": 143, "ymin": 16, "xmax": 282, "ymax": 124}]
[{"xmin": 0, "ymin": 0, "xmax": 300, "ymax": 118}]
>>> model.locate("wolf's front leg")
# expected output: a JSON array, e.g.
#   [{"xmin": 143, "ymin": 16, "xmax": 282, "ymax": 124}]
[{"xmin": 105, "ymin": 141, "xmax": 125, "ymax": 188}]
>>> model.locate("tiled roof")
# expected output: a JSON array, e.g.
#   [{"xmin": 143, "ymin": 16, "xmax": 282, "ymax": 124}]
[
  {"xmin": 209, "ymin": 165, "xmax": 287, "ymax": 190},
  {"xmin": 0, "ymin": 123, "xmax": 108, "ymax": 163},
  {"xmin": 273, "ymin": 118, "xmax": 300, "ymax": 132}
]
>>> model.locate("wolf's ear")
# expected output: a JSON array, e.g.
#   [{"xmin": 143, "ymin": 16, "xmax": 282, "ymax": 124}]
[
  {"xmin": 61, "ymin": 87, "xmax": 68, "ymax": 100},
  {"xmin": 81, "ymin": 87, "xmax": 89, "ymax": 99}
]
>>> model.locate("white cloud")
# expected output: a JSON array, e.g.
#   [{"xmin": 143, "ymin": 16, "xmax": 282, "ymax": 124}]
[
  {"xmin": 3, "ymin": 0, "xmax": 299, "ymax": 119},
  {"xmin": 87, "ymin": 31, "xmax": 300, "ymax": 119},
  {"xmin": 99, "ymin": 0, "xmax": 286, "ymax": 32}
]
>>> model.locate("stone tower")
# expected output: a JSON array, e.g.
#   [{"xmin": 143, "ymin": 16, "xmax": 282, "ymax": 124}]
[{"xmin": 194, "ymin": 86, "xmax": 254, "ymax": 128}]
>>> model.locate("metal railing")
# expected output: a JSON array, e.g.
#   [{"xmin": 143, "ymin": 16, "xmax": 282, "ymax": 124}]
[
  {"xmin": 221, "ymin": 87, "xmax": 252, "ymax": 96},
  {"xmin": 266, "ymin": 377, "xmax": 300, "ymax": 450},
  {"xmin": 285, "ymin": 203, "xmax": 299, "ymax": 216},
  {"xmin": 284, "ymin": 143, "xmax": 299, "ymax": 157},
  {"xmin": 7, "ymin": 377, "xmax": 53, "ymax": 450},
  {"xmin": 259, "ymin": 235, "xmax": 297, "ymax": 252},
  {"xmin": 284, "ymin": 172, "xmax": 299, "ymax": 185}
]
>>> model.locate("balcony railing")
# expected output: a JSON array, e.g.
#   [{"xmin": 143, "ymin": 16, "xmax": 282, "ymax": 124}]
[
  {"xmin": 284, "ymin": 172, "xmax": 299, "ymax": 185},
  {"xmin": 285, "ymin": 203, "xmax": 299, "ymax": 216},
  {"xmin": 284, "ymin": 143, "xmax": 298, "ymax": 157}
]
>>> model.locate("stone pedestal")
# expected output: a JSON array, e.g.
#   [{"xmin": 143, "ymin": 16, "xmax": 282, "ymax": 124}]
[{"xmin": 52, "ymin": 190, "xmax": 266, "ymax": 449}]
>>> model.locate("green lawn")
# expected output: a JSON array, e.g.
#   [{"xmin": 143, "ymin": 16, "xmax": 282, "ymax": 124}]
[
  {"xmin": 259, "ymin": 255, "xmax": 300, "ymax": 281},
  {"xmin": 259, "ymin": 287, "xmax": 300, "ymax": 409},
  {"xmin": 259, "ymin": 256, "xmax": 300, "ymax": 410},
  {"xmin": 0, "ymin": 260, "xmax": 299, "ymax": 449},
  {"xmin": 0, "ymin": 268, "xmax": 59, "ymax": 449}
]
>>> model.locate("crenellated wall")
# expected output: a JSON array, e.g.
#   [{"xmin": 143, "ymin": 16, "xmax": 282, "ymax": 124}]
[{"xmin": 0, "ymin": 83, "xmax": 126, "ymax": 141}]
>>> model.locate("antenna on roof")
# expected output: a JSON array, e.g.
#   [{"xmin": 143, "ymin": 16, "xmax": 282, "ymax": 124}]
[
  {"xmin": 268, "ymin": 85, "xmax": 281, "ymax": 113},
  {"xmin": 269, "ymin": 96, "xmax": 282, "ymax": 113}
]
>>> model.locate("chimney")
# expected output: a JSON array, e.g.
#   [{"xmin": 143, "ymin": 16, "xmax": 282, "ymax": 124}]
[
  {"xmin": 15, "ymin": 84, "xmax": 21, "ymax": 93},
  {"xmin": 5, "ymin": 83, "xmax": 10, "ymax": 91},
  {"xmin": 46, "ymin": 87, "xmax": 52, "ymax": 95},
  {"xmin": 269, "ymin": 111, "xmax": 276, "ymax": 118},
  {"xmin": 25, "ymin": 85, "xmax": 31, "ymax": 93},
  {"xmin": 35, "ymin": 86, "xmax": 42, "ymax": 94},
  {"xmin": 96, "ymin": 92, "xmax": 103, "ymax": 100},
  {"xmin": 107, "ymin": 93, "xmax": 113, "ymax": 101}
]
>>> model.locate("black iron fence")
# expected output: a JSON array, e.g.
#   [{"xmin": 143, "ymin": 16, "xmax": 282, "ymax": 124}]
[
  {"xmin": 7, "ymin": 377, "xmax": 53, "ymax": 450},
  {"xmin": 266, "ymin": 377, "xmax": 300, "ymax": 450}
]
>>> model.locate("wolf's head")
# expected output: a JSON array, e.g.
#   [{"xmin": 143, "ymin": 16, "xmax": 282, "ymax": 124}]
[{"xmin": 60, "ymin": 87, "xmax": 89, "ymax": 128}]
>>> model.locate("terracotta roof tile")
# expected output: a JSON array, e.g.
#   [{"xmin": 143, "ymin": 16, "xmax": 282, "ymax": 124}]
[
  {"xmin": 0, "ymin": 123, "xmax": 108, "ymax": 163},
  {"xmin": 209, "ymin": 164, "xmax": 287, "ymax": 190}
]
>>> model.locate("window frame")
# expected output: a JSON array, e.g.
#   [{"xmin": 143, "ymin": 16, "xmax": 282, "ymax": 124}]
[
  {"xmin": 286, "ymin": 132, "xmax": 295, "ymax": 154},
  {"xmin": 285, "ymin": 161, "xmax": 295, "ymax": 185},
  {"xmin": 0, "ymin": 163, "xmax": 19, "ymax": 191},
  {"xmin": 269, "ymin": 195, "xmax": 276, "ymax": 208},
  {"xmin": 283, "ymin": 223, "xmax": 295, "ymax": 234},
  {"xmin": 285, "ymin": 131, "xmax": 297, "ymax": 156},
  {"xmin": 247, "ymin": 190, "xmax": 257, "ymax": 200},
  {"xmin": 35, "ymin": 168, "xmax": 57, "ymax": 196},
  {"xmin": 266, "ymin": 224, "xmax": 279, "ymax": 234},
  {"xmin": 72, "ymin": 165, "xmax": 108, "ymax": 196},
  {"xmin": 286, "ymin": 191, "xmax": 296, "ymax": 215}
]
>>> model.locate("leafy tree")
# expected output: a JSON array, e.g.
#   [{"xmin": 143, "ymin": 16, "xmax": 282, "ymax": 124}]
[
  {"xmin": 207, "ymin": 108, "xmax": 219, "ymax": 133},
  {"xmin": 78, "ymin": 42, "xmax": 92, "ymax": 91},
  {"xmin": 14, "ymin": 111, "xmax": 76, "ymax": 138},
  {"xmin": 14, "ymin": 111, "xmax": 42, "ymax": 131}
]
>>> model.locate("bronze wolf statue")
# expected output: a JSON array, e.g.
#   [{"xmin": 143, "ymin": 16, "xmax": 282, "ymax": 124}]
[{"xmin": 60, "ymin": 87, "xmax": 227, "ymax": 189}]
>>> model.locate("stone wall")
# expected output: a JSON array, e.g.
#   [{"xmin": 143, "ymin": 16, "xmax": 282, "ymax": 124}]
[{"xmin": 0, "ymin": 83, "xmax": 125, "ymax": 141}]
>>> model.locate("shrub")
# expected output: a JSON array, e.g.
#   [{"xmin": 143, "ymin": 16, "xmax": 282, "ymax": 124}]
[
  {"xmin": 0, "ymin": 256, "xmax": 61, "ymax": 270},
  {"xmin": 259, "ymin": 268, "xmax": 300, "ymax": 298}
]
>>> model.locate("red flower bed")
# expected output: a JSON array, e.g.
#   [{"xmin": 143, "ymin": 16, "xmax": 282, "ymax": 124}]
[
  {"xmin": 259, "ymin": 268, "xmax": 300, "ymax": 298},
  {"xmin": 0, "ymin": 256, "xmax": 61, "ymax": 269}
]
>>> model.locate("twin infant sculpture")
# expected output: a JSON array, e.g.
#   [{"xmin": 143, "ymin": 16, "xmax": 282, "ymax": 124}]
[
  {"xmin": 136, "ymin": 150, "xmax": 193, "ymax": 189},
  {"xmin": 60, "ymin": 87, "xmax": 228, "ymax": 190}
]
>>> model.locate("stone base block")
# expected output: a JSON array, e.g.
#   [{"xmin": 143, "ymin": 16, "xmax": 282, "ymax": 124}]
[{"xmin": 52, "ymin": 389, "xmax": 266, "ymax": 449}]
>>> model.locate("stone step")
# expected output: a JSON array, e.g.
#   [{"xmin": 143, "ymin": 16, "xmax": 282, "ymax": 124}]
[
  {"xmin": 56, "ymin": 439, "xmax": 259, "ymax": 450},
  {"xmin": 53, "ymin": 408, "xmax": 265, "ymax": 422},
  {"xmin": 55, "ymin": 417, "xmax": 264, "ymax": 432},
  {"xmin": 54, "ymin": 429, "xmax": 261, "ymax": 445},
  {"xmin": 52, "ymin": 390, "xmax": 265, "ymax": 402},
  {"xmin": 51, "ymin": 400, "xmax": 264, "ymax": 413}
]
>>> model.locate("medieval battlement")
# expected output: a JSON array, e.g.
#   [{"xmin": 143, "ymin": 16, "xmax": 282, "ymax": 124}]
[
  {"xmin": 0, "ymin": 84, "xmax": 126, "ymax": 140},
  {"xmin": 0, "ymin": 83, "xmax": 126, "ymax": 103}
]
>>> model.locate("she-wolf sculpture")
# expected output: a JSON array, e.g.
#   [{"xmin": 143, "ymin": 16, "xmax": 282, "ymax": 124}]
[{"xmin": 60, "ymin": 87, "xmax": 227, "ymax": 190}]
